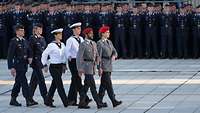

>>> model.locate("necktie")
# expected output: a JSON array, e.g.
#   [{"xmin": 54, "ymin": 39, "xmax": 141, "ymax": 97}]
[
  {"xmin": 56, "ymin": 43, "xmax": 61, "ymax": 49},
  {"xmin": 74, "ymin": 37, "xmax": 80, "ymax": 44},
  {"xmin": 106, "ymin": 40, "xmax": 111, "ymax": 49},
  {"xmin": 90, "ymin": 41, "xmax": 95, "ymax": 59}
]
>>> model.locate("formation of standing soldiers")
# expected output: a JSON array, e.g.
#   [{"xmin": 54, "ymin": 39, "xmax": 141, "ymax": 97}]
[{"xmin": 2, "ymin": 2, "xmax": 200, "ymax": 59}]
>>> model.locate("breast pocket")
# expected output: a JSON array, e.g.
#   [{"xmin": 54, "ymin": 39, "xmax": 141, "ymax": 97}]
[
  {"xmin": 17, "ymin": 44, "xmax": 23, "ymax": 53},
  {"xmin": 36, "ymin": 42, "xmax": 42, "ymax": 49}
]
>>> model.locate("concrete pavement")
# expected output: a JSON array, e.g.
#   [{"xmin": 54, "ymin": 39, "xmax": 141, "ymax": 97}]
[{"xmin": 0, "ymin": 59, "xmax": 200, "ymax": 113}]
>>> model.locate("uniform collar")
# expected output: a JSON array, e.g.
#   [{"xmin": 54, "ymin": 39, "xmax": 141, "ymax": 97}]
[
  {"xmin": 102, "ymin": 38, "xmax": 108, "ymax": 42},
  {"xmin": 85, "ymin": 11, "xmax": 90, "ymax": 14},
  {"xmin": 116, "ymin": 12, "xmax": 122, "ymax": 15},
  {"xmin": 73, "ymin": 35, "xmax": 80, "ymax": 39},
  {"xmin": 85, "ymin": 38, "xmax": 92, "ymax": 43},
  {"xmin": 100, "ymin": 12, "xmax": 107, "ymax": 15},
  {"xmin": 35, "ymin": 34, "xmax": 43, "ymax": 39},
  {"xmin": 16, "ymin": 37, "xmax": 24, "ymax": 41}
]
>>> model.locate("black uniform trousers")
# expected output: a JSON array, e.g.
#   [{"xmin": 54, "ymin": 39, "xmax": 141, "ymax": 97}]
[
  {"xmin": 80, "ymin": 74, "xmax": 100, "ymax": 103},
  {"xmin": 11, "ymin": 70, "xmax": 30, "ymax": 99},
  {"xmin": 0, "ymin": 31, "xmax": 8, "ymax": 59},
  {"xmin": 161, "ymin": 27, "xmax": 173, "ymax": 58},
  {"xmin": 193, "ymin": 29, "xmax": 200, "ymax": 58},
  {"xmin": 47, "ymin": 64, "xmax": 68, "ymax": 105},
  {"xmin": 129, "ymin": 28, "xmax": 143, "ymax": 58},
  {"xmin": 114, "ymin": 27, "xmax": 127, "ymax": 58},
  {"xmin": 29, "ymin": 67, "xmax": 47, "ymax": 99},
  {"xmin": 68, "ymin": 59, "xmax": 89, "ymax": 103},
  {"xmin": 145, "ymin": 27, "xmax": 159, "ymax": 58},
  {"xmin": 176, "ymin": 28, "xmax": 189, "ymax": 58},
  {"xmin": 98, "ymin": 72, "xmax": 115, "ymax": 102}
]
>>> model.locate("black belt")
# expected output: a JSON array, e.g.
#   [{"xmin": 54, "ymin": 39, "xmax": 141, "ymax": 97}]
[
  {"xmin": 50, "ymin": 63, "xmax": 65, "ymax": 67},
  {"xmin": 16, "ymin": 56, "xmax": 28, "ymax": 60},
  {"xmin": 102, "ymin": 56, "xmax": 111, "ymax": 59},
  {"xmin": 84, "ymin": 59, "xmax": 94, "ymax": 62}
]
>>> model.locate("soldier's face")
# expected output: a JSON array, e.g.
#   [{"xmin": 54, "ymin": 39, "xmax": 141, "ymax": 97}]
[
  {"xmin": 55, "ymin": 32, "xmax": 62, "ymax": 40},
  {"xmin": 132, "ymin": 8, "xmax": 138, "ymax": 13},
  {"xmin": 37, "ymin": 27, "xmax": 43, "ymax": 35},
  {"xmin": 16, "ymin": 29, "xmax": 25, "ymax": 37},
  {"xmin": 103, "ymin": 31, "xmax": 110, "ymax": 38},
  {"xmin": 73, "ymin": 27, "xmax": 81, "ymax": 35},
  {"xmin": 88, "ymin": 31, "xmax": 94, "ymax": 39},
  {"xmin": 15, "ymin": 5, "xmax": 20, "ymax": 11}
]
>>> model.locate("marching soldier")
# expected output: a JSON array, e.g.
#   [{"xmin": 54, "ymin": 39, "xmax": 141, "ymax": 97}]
[
  {"xmin": 77, "ymin": 28, "xmax": 107, "ymax": 109},
  {"xmin": 41, "ymin": 28, "xmax": 68, "ymax": 107},
  {"xmin": 7, "ymin": 25, "xmax": 38, "ymax": 107},
  {"xmin": 192, "ymin": 5, "xmax": 200, "ymax": 58},
  {"xmin": 160, "ymin": 4, "xmax": 174, "ymax": 58},
  {"xmin": 176, "ymin": 6, "xmax": 189, "ymax": 58},
  {"xmin": 97, "ymin": 26, "xmax": 122, "ymax": 108},
  {"xmin": 65, "ymin": 22, "xmax": 91, "ymax": 106},
  {"xmin": 28, "ymin": 24, "xmax": 47, "ymax": 103},
  {"xmin": 129, "ymin": 6, "xmax": 143, "ymax": 58}
]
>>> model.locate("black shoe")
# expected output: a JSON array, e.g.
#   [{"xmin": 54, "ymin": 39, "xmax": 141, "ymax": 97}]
[
  {"xmin": 26, "ymin": 100, "xmax": 38, "ymax": 107},
  {"xmin": 9, "ymin": 98, "xmax": 22, "ymax": 107},
  {"xmin": 44, "ymin": 101, "xmax": 56, "ymax": 108},
  {"xmin": 97, "ymin": 102, "xmax": 107, "ymax": 109},
  {"xmin": 63, "ymin": 100, "xmax": 68, "ymax": 107},
  {"xmin": 85, "ymin": 99, "xmax": 92, "ymax": 105},
  {"xmin": 78, "ymin": 105, "xmax": 90, "ymax": 109},
  {"xmin": 113, "ymin": 100, "xmax": 122, "ymax": 107},
  {"xmin": 102, "ymin": 102, "xmax": 108, "ymax": 107},
  {"xmin": 64, "ymin": 103, "xmax": 68, "ymax": 107},
  {"xmin": 30, "ymin": 98, "xmax": 38, "ymax": 105},
  {"xmin": 68, "ymin": 101, "xmax": 78, "ymax": 106}
]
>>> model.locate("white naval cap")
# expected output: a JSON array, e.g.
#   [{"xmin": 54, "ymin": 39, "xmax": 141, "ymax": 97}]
[
  {"xmin": 69, "ymin": 22, "xmax": 82, "ymax": 29},
  {"xmin": 51, "ymin": 28, "xmax": 63, "ymax": 34}
]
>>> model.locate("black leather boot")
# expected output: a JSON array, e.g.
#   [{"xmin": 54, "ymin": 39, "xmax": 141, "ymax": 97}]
[
  {"xmin": 9, "ymin": 97, "xmax": 22, "ymax": 106},
  {"xmin": 26, "ymin": 98, "xmax": 38, "ymax": 107},
  {"xmin": 112, "ymin": 100, "xmax": 122, "ymax": 107},
  {"xmin": 44, "ymin": 97, "xmax": 56, "ymax": 108},
  {"xmin": 96, "ymin": 101, "xmax": 107, "ymax": 109},
  {"xmin": 78, "ymin": 98, "xmax": 90, "ymax": 109}
]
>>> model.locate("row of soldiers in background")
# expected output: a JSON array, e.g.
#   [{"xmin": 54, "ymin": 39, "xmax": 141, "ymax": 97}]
[{"xmin": 1, "ymin": 2, "xmax": 200, "ymax": 59}]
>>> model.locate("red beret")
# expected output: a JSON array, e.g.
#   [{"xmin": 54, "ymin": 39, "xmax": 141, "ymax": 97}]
[
  {"xmin": 99, "ymin": 26, "xmax": 110, "ymax": 33},
  {"xmin": 82, "ymin": 27, "xmax": 93, "ymax": 35}
]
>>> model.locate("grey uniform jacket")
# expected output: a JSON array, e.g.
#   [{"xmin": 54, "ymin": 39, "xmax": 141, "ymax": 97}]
[
  {"xmin": 76, "ymin": 39, "xmax": 99, "ymax": 75},
  {"xmin": 97, "ymin": 39, "xmax": 118, "ymax": 72}
]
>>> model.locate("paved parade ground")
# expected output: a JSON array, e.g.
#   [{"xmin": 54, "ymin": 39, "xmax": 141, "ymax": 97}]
[{"xmin": 0, "ymin": 59, "xmax": 200, "ymax": 113}]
